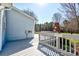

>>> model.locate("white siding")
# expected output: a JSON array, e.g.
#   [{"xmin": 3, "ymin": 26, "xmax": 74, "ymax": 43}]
[
  {"xmin": 2, "ymin": 10, "xmax": 6, "ymax": 46},
  {"xmin": 0, "ymin": 10, "xmax": 2, "ymax": 51},
  {"xmin": 6, "ymin": 9, "xmax": 35, "ymax": 40},
  {"xmin": 0, "ymin": 10, "xmax": 6, "ymax": 51}
]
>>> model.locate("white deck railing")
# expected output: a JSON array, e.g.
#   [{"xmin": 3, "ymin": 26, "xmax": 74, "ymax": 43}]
[{"xmin": 39, "ymin": 31, "xmax": 79, "ymax": 56}]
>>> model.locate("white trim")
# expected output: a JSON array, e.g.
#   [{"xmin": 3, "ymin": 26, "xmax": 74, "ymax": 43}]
[
  {"xmin": 0, "ymin": 5, "xmax": 37, "ymax": 21},
  {"xmin": 11, "ymin": 6, "xmax": 36, "ymax": 21},
  {"xmin": 0, "ymin": 6, "xmax": 5, "ymax": 10},
  {"xmin": 0, "ymin": 9, "xmax": 4, "ymax": 51},
  {"xmin": 0, "ymin": 6, "xmax": 12, "ymax": 11}
]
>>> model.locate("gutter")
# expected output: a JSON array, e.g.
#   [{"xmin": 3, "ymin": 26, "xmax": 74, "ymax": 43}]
[{"xmin": 11, "ymin": 6, "xmax": 37, "ymax": 21}]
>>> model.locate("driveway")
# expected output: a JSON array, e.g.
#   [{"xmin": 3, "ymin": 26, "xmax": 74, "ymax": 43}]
[{"xmin": 0, "ymin": 34, "xmax": 45, "ymax": 56}]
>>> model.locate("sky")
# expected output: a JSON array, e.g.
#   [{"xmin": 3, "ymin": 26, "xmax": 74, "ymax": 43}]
[{"xmin": 14, "ymin": 3, "xmax": 63, "ymax": 24}]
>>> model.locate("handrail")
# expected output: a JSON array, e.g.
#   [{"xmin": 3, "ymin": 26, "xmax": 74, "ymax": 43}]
[{"xmin": 40, "ymin": 31, "xmax": 79, "ymax": 40}]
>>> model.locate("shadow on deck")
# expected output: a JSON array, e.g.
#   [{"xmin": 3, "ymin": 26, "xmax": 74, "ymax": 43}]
[{"xmin": 0, "ymin": 39, "xmax": 33, "ymax": 56}]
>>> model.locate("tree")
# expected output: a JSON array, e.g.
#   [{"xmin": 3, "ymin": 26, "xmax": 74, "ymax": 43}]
[
  {"xmin": 35, "ymin": 22, "xmax": 53, "ymax": 32},
  {"xmin": 63, "ymin": 20, "xmax": 69, "ymax": 32},
  {"xmin": 52, "ymin": 13, "xmax": 62, "ymax": 32},
  {"xmin": 35, "ymin": 24, "xmax": 40, "ymax": 32},
  {"xmin": 60, "ymin": 3, "xmax": 79, "ymax": 32},
  {"xmin": 48, "ymin": 22, "xmax": 53, "ymax": 31},
  {"xmin": 53, "ymin": 13, "xmax": 62, "ymax": 23},
  {"xmin": 23, "ymin": 9, "xmax": 37, "ymax": 20},
  {"xmin": 44, "ymin": 22, "xmax": 49, "ymax": 31}
]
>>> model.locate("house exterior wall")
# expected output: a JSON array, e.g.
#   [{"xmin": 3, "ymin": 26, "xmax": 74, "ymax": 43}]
[
  {"xmin": 6, "ymin": 9, "xmax": 35, "ymax": 41},
  {"xmin": 2, "ymin": 10, "xmax": 6, "ymax": 46},
  {"xmin": 0, "ymin": 10, "xmax": 2, "ymax": 51},
  {"xmin": 0, "ymin": 9, "xmax": 6, "ymax": 51}
]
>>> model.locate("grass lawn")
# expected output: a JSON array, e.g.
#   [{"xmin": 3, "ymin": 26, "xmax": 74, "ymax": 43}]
[
  {"xmin": 61, "ymin": 32, "xmax": 79, "ymax": 43},
  {"xmin": 61, "ymin": 32, "xmax": 79, "ymax": 34},
  {"xmin": 64, "ymin": 38, "xmax": 79, "ymax": 43}
]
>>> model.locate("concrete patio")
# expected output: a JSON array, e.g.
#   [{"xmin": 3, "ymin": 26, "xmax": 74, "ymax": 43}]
[{"xmin": 0, "ymin": 34, "xmax": 45, "ymax": 56}]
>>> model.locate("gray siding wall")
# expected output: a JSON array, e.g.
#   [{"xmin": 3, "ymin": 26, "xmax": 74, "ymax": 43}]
[
  {"xmin": 6, "ymin": 9, "xmax": 35, "ymax": 41},
  {"xmin": 0, "ymin": 10, "xmax": 6, "ymax": 51},
  {"xmin": 2, "ymin": 10, "xmax": 6, "ymax": 46}
]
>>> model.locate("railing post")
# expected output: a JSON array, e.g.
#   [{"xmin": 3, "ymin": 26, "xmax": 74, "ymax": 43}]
[
  {"xmin": 70, "ymin": 40, "xmax": 71, "ymax": 54},
  {"xmin": 65, "ymin": 39, "xmax": 67, "ymax": 52},
  {"xmin": 51, "ymin": 36, "xmax": 53, "ymax": 46},
  {"xmin": 50, "ymin": 36, "xmax": 52, "ymax": 46},
  {"xmin": 39, "ymin": 34, "xmax": 40, "ymax": 41},
  {"xmin": 74, "ymin": 42, "xmax": 76, "ymax": 55},
  {"xmin": 62, "ymin": 38, "xmax": 63, "ymax": 50},
  {"xmin": 56, "ymin": 36, "xmax": 59, "ymax": 49}
]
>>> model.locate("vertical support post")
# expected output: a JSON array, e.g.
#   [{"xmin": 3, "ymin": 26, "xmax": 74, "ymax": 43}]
[
  {"xmin": 44, "ymin": 35, "xmax": 46, "ymax": 44},
  {"xmin": 50, "ymin": 36, "xmax": 52, "ymax": 46},
  {"xmin": 70, "ymin": 40, "xmax": 71, "ymax": 53},
  {"xmin": 62, "ymin": 38, "xmax": 63, "ymax": 50},
  {"xmin": 74, "ymin": 42, "xmax": 76, "ymax": 55},
  {"xmin": 49, "ymin": 36, "xmax": 51, "ymax": 46},
  {"xmin": 39, "ymin": 34, "xmax": 40, "ymax": 41},
  {"xmin": 65, "ymin": 39, "xmax": 67, "ymax": 52},
  {"xmin": 58, "ymin": 37, "xmax": 60, "ymax": 49},
  {"xmin": 56, "ymin": 36, "xmax": 59, "ymax": 49},
  {"xmin": 51, "ymin": 36, "xmax": 53, "ymax": 46}
]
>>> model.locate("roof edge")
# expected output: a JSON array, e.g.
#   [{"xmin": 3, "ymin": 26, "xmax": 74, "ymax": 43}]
[{"xmin": 11, "ymin": 6, "xmax": 36, "ymax": 21}]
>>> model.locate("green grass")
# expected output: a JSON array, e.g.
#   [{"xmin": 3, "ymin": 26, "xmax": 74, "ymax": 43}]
[
  {"xmin": 64, "ymin": 38, "xmax": 79, "ymax": 43},
  {"xmin": 61, "ymin": 33, "xmax": 71, "ymax": 34},
  {"xmin": 61, "ymin": 32, "xmax": 79, "ymax": 34},
  {"xmin": 61, "ymin": 32, "xmax": 79, "ymax": 43}
]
